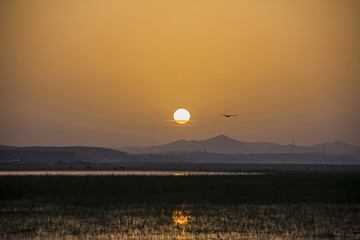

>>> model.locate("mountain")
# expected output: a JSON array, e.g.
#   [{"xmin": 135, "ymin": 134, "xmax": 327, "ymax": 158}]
[
  {"xmin": 21, "ymin": 146, "xmax": 136, "ymax": 162},
  {"xmin": 1, "ymin": 136, "xmax": 359, "ymax": 167},
  {"xmin": 1, "ymin": 138, "xmax": 359, "ymax": 167},
  {"xmin": 141, "ymin": 151, "xmax": 358, "ymax": 165},
  {"xmin": 120, "ymin": 135, "xmax": 301, "ymax": 154},
  {"xmin": 309, "ymin": 141, "xmax": 360, "ymax": 160},
  {"xmin": 119, "ymin": 135, "xmax": 360, "ymax": 160},
  {"xmin": 0, "ymin": 145, "xmax": 16, "ymax": 150},
  {"xmin": 0, "ymin": 146, "xmax": 136, "ymax": 165}
]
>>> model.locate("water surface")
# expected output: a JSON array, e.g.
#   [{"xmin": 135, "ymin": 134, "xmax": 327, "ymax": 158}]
[{"xmin": 0, "ymin": 170, "xmax": 263, "ymax": 176}]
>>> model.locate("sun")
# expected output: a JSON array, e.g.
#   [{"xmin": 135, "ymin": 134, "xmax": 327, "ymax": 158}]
[{"xmin": 173, "ymin": 108, "xmax": 190, "ymax": 125}]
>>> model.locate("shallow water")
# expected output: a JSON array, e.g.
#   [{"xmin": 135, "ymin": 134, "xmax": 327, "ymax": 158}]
[{"xmin": 0, "ymin": 170, "xmax": 263, "ymax": 176}]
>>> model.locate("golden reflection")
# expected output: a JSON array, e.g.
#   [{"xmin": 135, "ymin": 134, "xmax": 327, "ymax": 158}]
[
  {"xmin": 172, "ymin": 205, "xmax": 192, "ymax": 234},
  {"xmin": 172, "ymin": 172, "xmax": 188, "ymax": 176}
]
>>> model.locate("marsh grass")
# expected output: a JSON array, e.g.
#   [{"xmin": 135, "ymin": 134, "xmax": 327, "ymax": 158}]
[{"xmin": 0, "ymin": 173, "xmax": 359, "ymax": 239}]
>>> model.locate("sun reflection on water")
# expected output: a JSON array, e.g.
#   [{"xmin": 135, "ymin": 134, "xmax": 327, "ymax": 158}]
[
  {"xmin": 173, "ymin": 210, "xmax": 191, "ymax": 226},
  {"xmin": 172, "ymin": 205, "xmax": 192, "ymax": 235}
]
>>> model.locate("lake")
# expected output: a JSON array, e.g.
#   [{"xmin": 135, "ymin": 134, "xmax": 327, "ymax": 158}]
[{"xmin": 0, "ymin": 170, "xmax": 264, "ymax": 176}]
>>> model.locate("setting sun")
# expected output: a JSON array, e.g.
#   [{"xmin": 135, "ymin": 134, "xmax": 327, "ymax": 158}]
[{"xmin": 173, "ymin": 109, "xmax": 190, "ymax": 125}]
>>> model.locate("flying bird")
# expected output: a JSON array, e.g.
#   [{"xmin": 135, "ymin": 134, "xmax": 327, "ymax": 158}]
[{"xmin": 221, "ymin": 114, "xmax": 237, "ymax": 118}]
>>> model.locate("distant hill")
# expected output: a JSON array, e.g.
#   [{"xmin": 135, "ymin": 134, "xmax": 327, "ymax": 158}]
[
  {"xmin": 1, "ymin": 136, "xmax": 359, "ymax": 167},
  {"xmin": 310, "ymin": 141, "xmax": 360, "ymax": 160},
  {"xmin": 0, "ymin": 149, "xmax": 76, "ymax": 165},
  {"xmin": 140, "ymin": 151, "xmax": 358, "ymax": 165},
  {"xmin": 0, "ymin": 146, "xmax": 136, "ymax": 165},
  {"xmin": 0, "ymin": 145, "xmax": 16, "ymax": 150},
  {"xmin": 22, "ymin": 146, "xmax": 136, "ymax": 162},
  {"xmin": 120, "ymin": 135, "xmax": 360, "ymax": 160}
]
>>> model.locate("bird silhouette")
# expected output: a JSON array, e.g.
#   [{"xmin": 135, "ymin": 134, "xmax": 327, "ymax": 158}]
[{"xmin": 221, "ymin": 114, "xmax": 237, "ymax": 118}]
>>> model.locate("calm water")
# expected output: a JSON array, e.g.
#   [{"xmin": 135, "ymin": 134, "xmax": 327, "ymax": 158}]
[{"xmin": 0, "ymin": 170, "xmax": 263, "ymax": 176}]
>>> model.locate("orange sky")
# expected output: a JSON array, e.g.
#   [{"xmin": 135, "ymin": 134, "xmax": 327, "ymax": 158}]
[{"xmin": 1, "ymin": 0, "xmax": 359, "ymax": 147}]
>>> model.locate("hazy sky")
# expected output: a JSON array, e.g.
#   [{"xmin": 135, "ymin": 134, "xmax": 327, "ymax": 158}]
[{"xmin": 1, "ymin": 0, "xmax": 359, "ymax": 147}]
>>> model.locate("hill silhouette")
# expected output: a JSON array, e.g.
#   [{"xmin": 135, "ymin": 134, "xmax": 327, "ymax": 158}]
[
  {"xmin": 1, "ymin": 136, "xmax": 359, "ymax": 167},
  {"xmin": 120, "ymin": 135, "xmax": 360, "ymax": 160},
  {"xmin": 0, "ymin": 146, "xmax": 135, "ymax": 165}
]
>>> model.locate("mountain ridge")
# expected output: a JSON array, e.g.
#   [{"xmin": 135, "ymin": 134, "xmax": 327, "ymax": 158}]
[
  {"xmin": 1, "ymin": 135, "xmax": 359, "ymax": 166},
  {"xmin": 0, "ymin": 145, "xmax": 135, "ymax": 164},
  {"xmin": 119, "ymin": 135, "xmax": 360, "ymax": 160}
]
